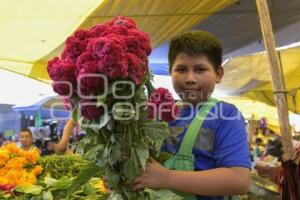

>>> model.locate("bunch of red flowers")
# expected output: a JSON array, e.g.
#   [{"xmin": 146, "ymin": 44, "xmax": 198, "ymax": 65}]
[{"xmin": 47, "ymin": 17, "xmax": 151, "ymax": 120}]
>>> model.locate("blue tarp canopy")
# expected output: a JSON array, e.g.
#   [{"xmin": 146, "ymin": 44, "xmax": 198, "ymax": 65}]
[{"xmin": 12, "ymin": 96, "xmax": 70, "ymax": 119}]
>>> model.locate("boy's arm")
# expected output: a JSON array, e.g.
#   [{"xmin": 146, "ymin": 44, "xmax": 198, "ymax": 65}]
[
  {"xmin": 132, "ymin": 159, "xmax": 250, "ymax": 196},
  {"xmin": 165, "ymin": 166, "xmax": 250, "ymax": 195}
]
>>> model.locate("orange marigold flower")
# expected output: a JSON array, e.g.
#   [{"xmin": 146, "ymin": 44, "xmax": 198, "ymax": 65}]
[
  {"xmin": 32, "ymin": 165, "xmax": 43, "ymax": 175},
  {"xmin": 25, "ymin": 150, "xmax": 40, "ymax": 164}
]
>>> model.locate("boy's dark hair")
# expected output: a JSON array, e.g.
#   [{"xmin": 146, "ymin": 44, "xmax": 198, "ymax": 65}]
[
  {"xmin": 20, "ymin": 128, "xmax": 33, "ymax": 137},
  {"xmin": 168, "ymin": 30, "xmax": 222, "ymax": 73}
]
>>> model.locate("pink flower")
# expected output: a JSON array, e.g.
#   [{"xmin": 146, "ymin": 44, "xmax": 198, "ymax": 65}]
[
  {"xmin": 79, "ymin": 99, "xmax": 103, "ymax": 120},
  {"xmin": 147, "ymin": 88, "xmax": 179, "ymax": 122}
]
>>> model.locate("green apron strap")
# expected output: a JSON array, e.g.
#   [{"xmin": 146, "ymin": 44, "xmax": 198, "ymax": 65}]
[{"xmin": 178, "ymin": 98, "xmax": 218, "ymax": 155}]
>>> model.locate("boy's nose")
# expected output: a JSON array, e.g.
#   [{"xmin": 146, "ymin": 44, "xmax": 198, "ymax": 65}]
[{"xmin": 185, "ymin": 72, "xmax": 196, "ymax": 84}]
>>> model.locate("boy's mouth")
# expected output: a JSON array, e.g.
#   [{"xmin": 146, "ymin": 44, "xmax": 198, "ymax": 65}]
[{"xmin": 182, "ymin": 88, "xmax": 200, "ymax": 92}]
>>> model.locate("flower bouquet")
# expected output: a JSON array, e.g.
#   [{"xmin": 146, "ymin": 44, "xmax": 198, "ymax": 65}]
[{"xmin": 47, "ymin": 17, "xmax": 180, "ymax": 199}]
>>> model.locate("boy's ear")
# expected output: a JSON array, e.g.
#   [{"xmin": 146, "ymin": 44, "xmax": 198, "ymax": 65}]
[{"xmin": 216, "ymin": 66, "xmax": 224, "ymax": 83}]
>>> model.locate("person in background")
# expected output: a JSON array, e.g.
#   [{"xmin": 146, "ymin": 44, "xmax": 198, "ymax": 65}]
[
  {"xmin": 264, "ymin": 138, "xmax": 283, "ymax": 161},
  {"xmin": 254, "ymin": 138, "xmax": 263, "ymax": 157},
  {"xmin": 18, "ymin": 128, "xmax": 39, "ymax": 152},
  {"xmin": 41, "ymin": 139, "xmax": 56, "ymax": 156},
  {"xmin": 53, "ymin": 118, "xmax": 76, "ymax": 153}
]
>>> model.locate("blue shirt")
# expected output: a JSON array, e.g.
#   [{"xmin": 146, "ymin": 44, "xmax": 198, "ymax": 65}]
[{"xmin": 161, "ymin": 101, "xmax": 251, "ymax": 200}]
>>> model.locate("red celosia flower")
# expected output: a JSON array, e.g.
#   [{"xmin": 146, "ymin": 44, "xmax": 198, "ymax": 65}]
[
  {"xmin": 74, "ymin": 29, "xmax": 90, "ymax": 40},
  {"xmin": 52, "ymin": 81, "xmax": 73, "ymax": 96},
  {"xmin": 107, "ymin": 16, "xmax": 137, "ymax": 29},
  {"xmin": 63, "ymin": 98, "xmax": 73, "ymax": 110},
  {"xmin": 80, "ymin": 99, "xmax": 103, "ymax": 120},
  {"xmin": 61, "ymin": 36, "xmax": 88, "ymax": 62},
  {"xmin": 127, "ymin": 53, "xmax": 147, "ymax": 84},
  {"xmin": 77, "ymin": 61, "xmax": 106, "ymax": 96},
  {"xmin": 89, "ymin": 24, "xmax": 108, "ymax": 37},
  {"xmin": 47, "ymin": 57, "xmax": 77, "ymax": 96},
  {"xmin": 100, "ymin": 25, "xmax": 129, "ymax": 37},
  {"xmin": 128, "ymin": 29, "xmax": 151, "ymax": 56},
  {"xmin": 147, "ymin": 88, "xmax": 179, "ymax": 122}
]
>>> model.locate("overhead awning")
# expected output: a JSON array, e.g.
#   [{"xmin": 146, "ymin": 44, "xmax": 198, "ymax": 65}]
[
  {"xmin": 0, "ymin": 0, "xmax": 234, "ymax": 82},
  {"xmin": 221, "ymin": 46, "xmax": 300, "ymax": 114}
]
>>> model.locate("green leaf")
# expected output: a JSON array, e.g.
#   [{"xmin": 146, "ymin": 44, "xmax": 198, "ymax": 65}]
[
  {"xmin": 97, "ymin": 95, "xmax": 107, "ymax": 107},
  {"xmin": 123, "ymin": 148, "xmax": 140, "ymax": 181},
  {"xmin": 112, "ymin": 103, "xmax": 135, "ymax": 120},
  {"xmin": 14, "ymin": 185, "xmax": 43, "ymax": 195},
  {"xmin": 82, "ymin": 182, "xmax": 97, "ymax": 196},
  {"xmin": 0, "ymin": 190, "xmax": 11, "ymax": 199},
  {"xmin": 71, "ymin": 105, "xmax": 78, "ymax": 123},
  {"xmin": 140, "ymin": 121, "xmax": 171, "ymax": 141},
  {"xmin": 109, "ymin": 191, "xmax": 124, "ymax": 200},
  {"xmin": 105, "ymin": 166, "xmax": 120, "ymax": 188},
  {"xmin": 42, "ymin": 190, "xmax": 54, "ymax": 200},
  {"xmin": 98, "ymin": 112, "xmax": 110, "ymax": 129},
  {"xmin": 66, "ymin": 162, "xmax": 102, "ymax": 197},
  {"xmin": 50, "ymin": 176, "xmax": 72, "ymax": 190},
  {"xmin": 44, "ymin": 176, "xmax": 58, "ymax": 186},
  {"xmin": 84, "ymin": 144, "xmax": 104, "ymax": 161},
  {"xmin": 109, "ymin": 141, "xmax": 122, "ymax": 165},
  {"xmin": 135, "ymin": 146, "xmax": 149, "ymax": 170},
  {"xmin": 144, "ymin": 188, "xmax": 183, "ymax": 200}
]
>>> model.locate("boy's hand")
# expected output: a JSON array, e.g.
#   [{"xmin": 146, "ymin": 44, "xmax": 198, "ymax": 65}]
[{"xmin": 132, "ymin": 158, "xmax": 170, "ymax": 191}]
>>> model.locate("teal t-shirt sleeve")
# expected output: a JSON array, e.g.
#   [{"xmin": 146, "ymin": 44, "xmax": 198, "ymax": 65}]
[{"xmin": 214, "ymin": 104, "xmax": 252, "ymax": 169}]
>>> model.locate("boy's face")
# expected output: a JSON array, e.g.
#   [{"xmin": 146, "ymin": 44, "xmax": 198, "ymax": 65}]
[
  {"xmin": 171, "ymin": 53, "xmax": 224, "ymax": 105},
  {"xmin": 19, "ymin": 131, "xmax": 33, "ymax": 147}
]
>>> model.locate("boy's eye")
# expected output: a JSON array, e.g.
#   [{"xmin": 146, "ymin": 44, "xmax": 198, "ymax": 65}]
[
  {"xmin": 175, "ymin": 68, "xmax": 186, "ymax": 72},
  {"xmin": 195, "ymin": 67, "xmax": 205, "ymax": 73}
]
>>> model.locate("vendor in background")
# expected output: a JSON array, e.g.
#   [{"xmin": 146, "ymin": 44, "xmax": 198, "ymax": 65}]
[
  {"xmin": 252, "ymin": 137, "xmax": 264, "ymax": 166},
  {"xmin": 18, "ymin": 128, "xmax": 39, "ymax": 152},
  {"xmin": 262, "ymin": 138, "xmax": 283, "ymax": 161}
]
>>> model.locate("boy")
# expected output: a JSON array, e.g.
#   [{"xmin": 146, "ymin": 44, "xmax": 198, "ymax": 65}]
[{"xmin": 132, "ymin": 31, "xmax": 251, "ymax": 199}]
